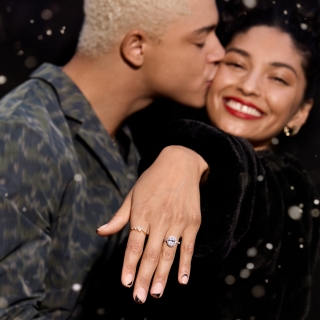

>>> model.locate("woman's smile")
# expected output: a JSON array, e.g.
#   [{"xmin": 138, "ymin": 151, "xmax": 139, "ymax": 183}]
[
  {"xmin": 206, "ymin": 26, "xmax": 312, "ymax": 150},
  {"xmin": 224, "ymin": 96, "xmax": 264, "ymax": 119}
]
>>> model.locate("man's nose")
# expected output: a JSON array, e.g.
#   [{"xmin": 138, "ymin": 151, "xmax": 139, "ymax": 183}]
[{"xmin": 207, "ymin": 37, "xmax": 225, "ymax": 64}]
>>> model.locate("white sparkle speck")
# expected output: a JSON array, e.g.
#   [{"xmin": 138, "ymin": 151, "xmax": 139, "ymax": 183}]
[
  {"xmin": 288, "ymin": 206, "xmax": 303, "ymax": 220},
  {"xmin": 290, "ymin": 186, "xmax": 295, "ymax": 190},
  {"xmin": 242, "ymin": 0, "xmax": 257, "ymax": 9},
  {"xmin": 225, "ymin": 275, "xmax": 236, "ymax": 285},
  {"xmin": 297, "ymin": 3, "xmax": 301, "ymax": 8},
  {"xmin": 301, "ymin": 23, "xmax": 308, "ymax": 30},
  {"xmin": 300, "ymin": 244, "xmax": 304, "ymax": 249},
  {"xmin": 247, "ymin": 247, "xmax": 257, "ymax": 257},
  {"xmin": 265, "ymin": 279, "xmax": 269, "ymax": 283},
  {"xmin": 17, "ymin": 50, "xmax": 24, "ymax": 56},
  {"xmin": 25, "ymin": 56, "xmax": 37, "ymax": 69},
  {"xmin": 0, "ymin": 297, "xmax": 9, "ymax": 309},
  {"xmin": 46, "ymin": 29, "xmax": 53, "ymax": 36},
  {"xmin": 311, "ymin": 209, "xmax": 320, "ymax": 218},
  {"xmin": 246, "ymin": 263, "xmax": 254, "ymax": 270},
  {"xmin": 22, "ymin": 207, "xmax": 27, "ymax": 212},
  {"xmin": 74, "ymin": 174, "xmax": 83, "ymax": 182},
  {"xmin": 41, "ymin": 9, "xmax": 53, "ymax": 20},
  {"xmin": 252, "ymin": 285, "xmax": 265, "ymax": 298},
  {"xmin": 284, "ymin": 10, "xmax": 288, "ymax": 15},
  {"xmin": 0, "ymin": 76, "xmax": 7, "ymax": 85},
  {"xmin": 240, "ymin": 269, "xmax": 250, "ymax": 279},
  {"xmin": 72, "ymin": 283, "xmax": 82, "ymax": 292},
  {"xmin": 30, "ymin": 19, "xmax": 34, "ymax": 24},
  {"xmin": 257, "ymin": 175, "xmax": 264, "ymax": 182},
  {"xmin": 271, "ymin": 138, "xmax": 279, "ymax": 145},
  {"xmin": 4, "ymin": 193, "xmax": 8, "ymax": 197},
  {"xmin": 96, "ymin": 308, "xmax": 106, "ymax": 315},
  {"xmin": 314, "ymin": 199, "xmax": 320, "ymax": 205},
  {"xmin": 266, "ymin": 243, "xmax": 273, "ymax": 250},
  {"xmin": 127, "ymin": 173, "xmax": 135, "ymax": 180}
]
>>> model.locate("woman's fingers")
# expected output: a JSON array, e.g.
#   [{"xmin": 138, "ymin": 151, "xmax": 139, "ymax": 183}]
[
  {"xmin": 132, "ymin": 228, "xmax": 173, "ymax": 303},
  {"xmin": 177, "ymin": 224, "xmax": 200, "ymax": 285},
  {"xmin": 121, "ymin": 224, "xmax": 148, "ymax": 289},
  {"xmin": 96, "ymin": 189, "xmax": 133, "ymax": 236},
  {"xmin": 149, "ymin": 234, "xmax": 180, "ymax": 298}
]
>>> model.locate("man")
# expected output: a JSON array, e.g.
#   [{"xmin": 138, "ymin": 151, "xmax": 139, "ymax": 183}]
[{"xmin": 0, "ymin": 0, "xmax": 224, "ymax": 318}]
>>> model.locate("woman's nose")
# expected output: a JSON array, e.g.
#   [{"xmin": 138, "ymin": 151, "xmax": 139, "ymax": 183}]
[{"xmin": 237, "ymin": 72, "xmax": 261, "ymax": 96}]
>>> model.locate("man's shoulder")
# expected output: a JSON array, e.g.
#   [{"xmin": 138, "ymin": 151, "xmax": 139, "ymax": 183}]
[{"xmin": 0, "ymin": 78, "xmax": 70, "ymax": 143}]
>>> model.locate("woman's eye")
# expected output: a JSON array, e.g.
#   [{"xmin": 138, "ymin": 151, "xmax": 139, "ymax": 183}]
[
  {"xmin": 195, "ymin": 43, "xmax": 205, "ymax": 48},
  {"xmin": 271, "ymin": 77, "xmax": 288, "ymax": 85},
  {"xmin": 226, "ymin": 62, "xmax": 243, "ymax": 69}
]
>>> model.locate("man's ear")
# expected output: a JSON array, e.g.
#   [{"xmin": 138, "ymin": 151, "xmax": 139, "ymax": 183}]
[
  {"xmin": 286, "ymin": 99, "xmax": 314, "ymax": 131},
  {"xmin": 120, "ymin": 30, "xmax": 148, "ymax": 68}
]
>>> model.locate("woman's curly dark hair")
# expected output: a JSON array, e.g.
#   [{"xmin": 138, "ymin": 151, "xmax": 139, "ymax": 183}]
[{"xmin": 217, "ymin": 1, "xmax": 320, "ymax": 102}]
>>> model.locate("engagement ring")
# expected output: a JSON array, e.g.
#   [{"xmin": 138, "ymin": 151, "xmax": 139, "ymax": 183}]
[{"xmin": 164, "ymin": 236, "xmax": 180, "ymax": 248}]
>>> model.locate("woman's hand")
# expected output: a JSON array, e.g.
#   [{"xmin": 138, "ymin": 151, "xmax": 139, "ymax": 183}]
[{"xmin": 96, "ymin": 146, "xmax": 208, "ymax": 303}]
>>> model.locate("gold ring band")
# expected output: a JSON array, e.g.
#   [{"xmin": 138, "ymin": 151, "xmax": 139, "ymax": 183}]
[{"xmin": 130, "ymin": 226, "xmax": 147, "ymax": 236}]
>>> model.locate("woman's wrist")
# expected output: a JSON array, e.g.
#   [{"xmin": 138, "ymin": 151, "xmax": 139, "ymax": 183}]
[{"xmin": 159, "ymin": 145, "xmax": 209, "ymax": 182}]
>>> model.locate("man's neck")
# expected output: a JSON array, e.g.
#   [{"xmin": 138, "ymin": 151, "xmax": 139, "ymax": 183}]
[{"xmin": 62, "ymin": 53, "xmax": 153, "ymax": 136}]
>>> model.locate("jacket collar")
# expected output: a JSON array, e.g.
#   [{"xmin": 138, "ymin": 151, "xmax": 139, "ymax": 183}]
[{"xmin": 30, "ymin": 63, "xmax": 137, "ymax": 195}]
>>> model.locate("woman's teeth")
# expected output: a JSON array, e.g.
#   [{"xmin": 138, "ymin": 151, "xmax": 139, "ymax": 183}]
[{"xmin": 226, "ymin": 99, "xmax": 262, "ymax": 117}]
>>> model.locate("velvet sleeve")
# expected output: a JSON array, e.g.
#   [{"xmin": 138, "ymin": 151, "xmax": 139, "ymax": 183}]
[
  {"xmin": 137, "ymin": 119, "xmax": 319, "ymax": 319},
  {"xmin": 138, "ymin": 119, "xmax": 259, "ymax": 259},
  {"xmin": 137, "ymin": 119, "xmax": 319, "ymax": 262}
]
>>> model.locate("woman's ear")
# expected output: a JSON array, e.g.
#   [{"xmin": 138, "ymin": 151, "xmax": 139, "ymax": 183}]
[
  {"xmin": 120, "ymin": 30, "xmax": 148, "ymax": 68},
  {"xmin": 286, "ymin": 99, "xmax": 314, "ymax": 132}
]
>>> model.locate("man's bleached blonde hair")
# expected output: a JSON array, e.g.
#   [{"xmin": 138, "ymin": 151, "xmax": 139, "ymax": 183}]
[{"xmin": 78, "ymin": 0, "xmax": 189, "ymax": 57}]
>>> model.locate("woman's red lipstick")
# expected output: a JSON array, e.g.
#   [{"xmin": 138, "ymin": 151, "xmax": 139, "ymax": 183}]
[{"xmin": 224, "ymin": 96, "xmax": 264, "ymax": 120}]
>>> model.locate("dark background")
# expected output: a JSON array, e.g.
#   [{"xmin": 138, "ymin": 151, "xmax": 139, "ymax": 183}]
[{"xmin": 1, "ymin": 0, "xmax": 320, "ymax": 318}]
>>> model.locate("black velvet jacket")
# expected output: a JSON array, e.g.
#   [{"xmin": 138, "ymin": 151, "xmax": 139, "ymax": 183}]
[
  {"xmin": 133, "ymin": 120, "xmax": 320, "ymax": 320},
  {"xmin": 79, "ymin": 120, "xmax": 320, "ymax": 320}
]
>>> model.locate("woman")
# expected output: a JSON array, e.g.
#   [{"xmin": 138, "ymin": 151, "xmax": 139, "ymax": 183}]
[
  {"xmin": 129, "ymin": 6, "xmax": 320, "ymax": 320},
  {"xmin": 89, "ymin": 5, "xmax": 320, "ymax": 320}
]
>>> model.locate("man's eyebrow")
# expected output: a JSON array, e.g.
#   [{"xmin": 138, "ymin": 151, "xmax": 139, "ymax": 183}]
[{"xmin": 193, "ymin": 24, "xmax": 217, "ymax": 35}]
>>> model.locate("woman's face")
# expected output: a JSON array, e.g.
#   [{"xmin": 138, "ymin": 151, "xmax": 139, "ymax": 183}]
[{"xmin": 207, "ymin": 26, "xmax": 313, "ymax": 149}]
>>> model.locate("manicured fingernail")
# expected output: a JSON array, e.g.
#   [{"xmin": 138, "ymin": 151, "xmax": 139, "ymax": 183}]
[
  {"xmin": 151, "ymin": 283, "xmax": 163, "ymax": 298},
  {"xmin": 125, "ymin": 274, "xmax": 133, "ymax": 287},
  {"xmin": 181, "ymin": 274, "xmax": 189, "ymax": 285},
  {"xmin": 134, "ymin": 288, "xmax": 146, "ymax": 304},
  {"xmin": 96, "ymin": 224, "xmax": 108, "ymax": 233}
]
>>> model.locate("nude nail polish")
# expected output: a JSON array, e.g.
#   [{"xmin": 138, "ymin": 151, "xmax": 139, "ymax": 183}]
[
  {"xmin": 134, "ymin": 288, "xmax": 146, "ymax": 304},
  {"xmin": 96, "ymin": 224, "xmax": 108, "ymax": 232},
  {"xmin": 151, "ymin": 283, "xmax": 163, "ymax": 298},
  {"xmin": 125, "ymin": 274, "xmax": 133, "ymax": 287},
  {"xmin": 181, "ymin": 274, "xmax": 189, "ymax": 285}
]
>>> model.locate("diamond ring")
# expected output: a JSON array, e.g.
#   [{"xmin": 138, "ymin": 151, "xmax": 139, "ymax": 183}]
[
  {"xmin": 164, "ymin": 236, "xmax": 180, "ymax": 248},
  {"xmin": 130, "ymin": 226, "xmax": 147, "ymax": 236}
]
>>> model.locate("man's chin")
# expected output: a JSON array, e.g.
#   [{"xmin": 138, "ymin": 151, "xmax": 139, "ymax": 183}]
[{"xmin": 180, "ymin": 97, "xmax": 206, "ymax": 109}]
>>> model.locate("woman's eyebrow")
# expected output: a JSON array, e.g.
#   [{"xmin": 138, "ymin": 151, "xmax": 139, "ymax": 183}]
[
  {"xmin": 226, "ymin": 47, "xmax": 250, "ymax": 57},
  {"xmin": 227, "ymin": 47, "xmax": 298, "ymax": 77},
  {"xmin": 270, "ymin": 62, "xmax": 298, "ymax": 77}
]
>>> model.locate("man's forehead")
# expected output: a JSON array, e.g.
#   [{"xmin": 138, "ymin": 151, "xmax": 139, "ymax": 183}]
[{"xmin": 178, "ymin": 0, "xmax": 218, "ymax": 32}]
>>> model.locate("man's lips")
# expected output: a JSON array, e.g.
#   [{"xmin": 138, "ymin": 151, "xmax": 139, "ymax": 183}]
[{"xmin": 224, "ymin": 97, "xmax": 264, "ymax": 119}]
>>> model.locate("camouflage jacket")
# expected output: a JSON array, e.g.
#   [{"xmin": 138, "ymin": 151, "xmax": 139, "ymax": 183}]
[{"xmin": 0, "ymin": 63, "xmax": 140, "ymax": 319}]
